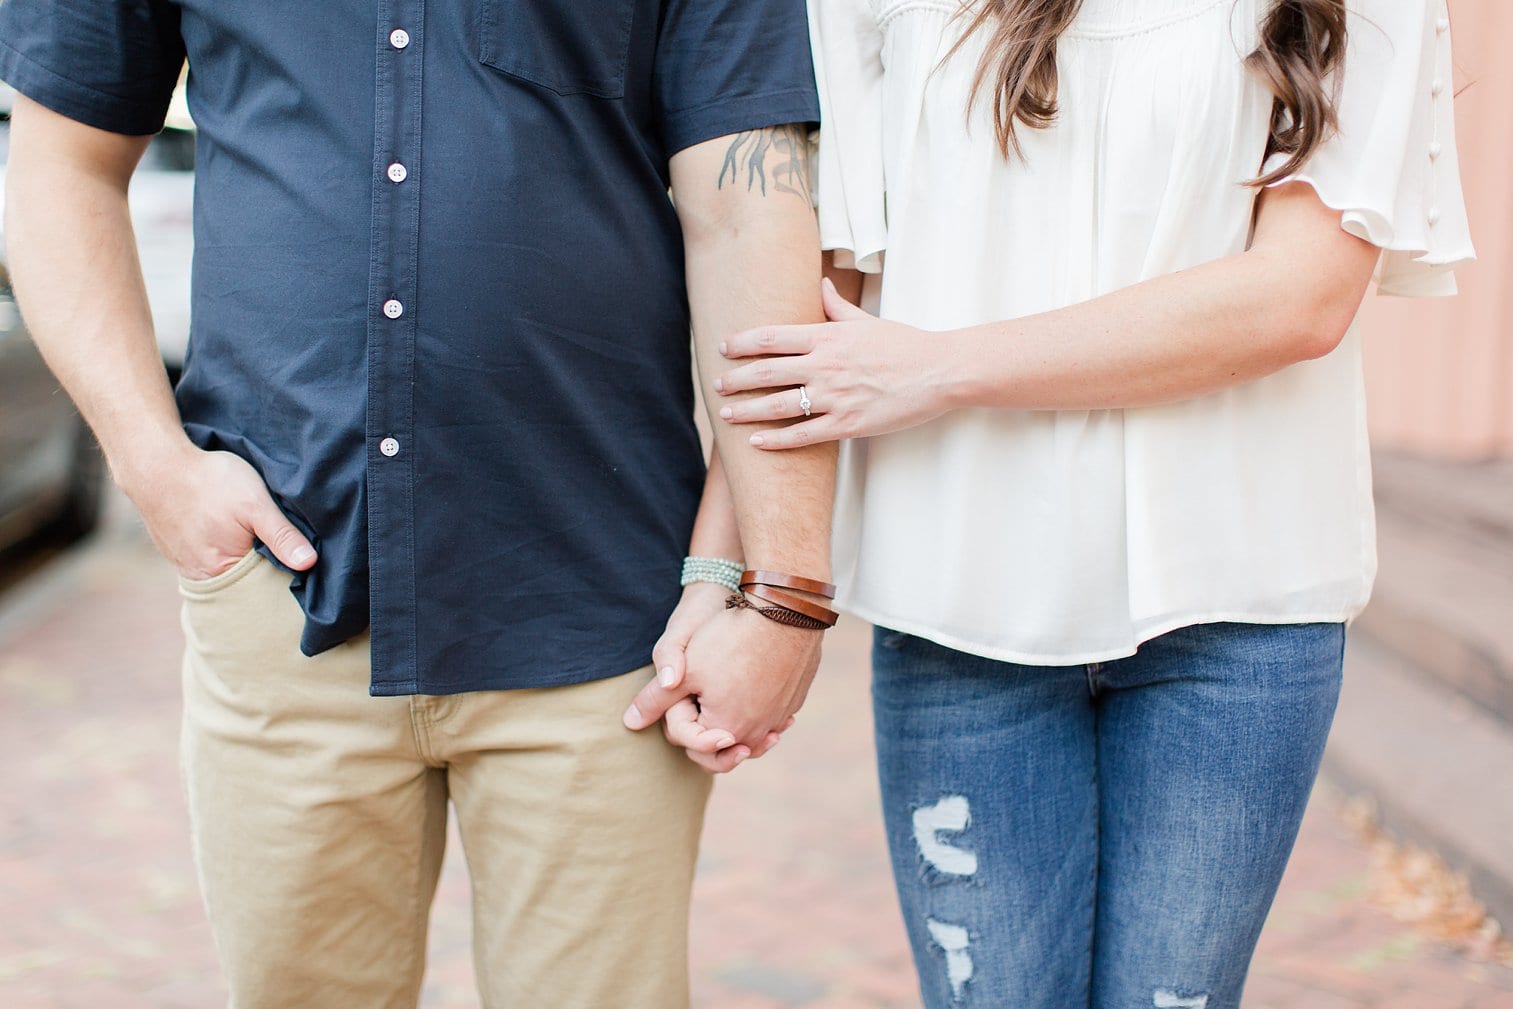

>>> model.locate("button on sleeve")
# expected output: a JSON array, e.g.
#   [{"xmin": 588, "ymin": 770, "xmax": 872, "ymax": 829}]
[{"xmin": 1258, "ymin": 0, "xmax": 1473, "ymax": 297}]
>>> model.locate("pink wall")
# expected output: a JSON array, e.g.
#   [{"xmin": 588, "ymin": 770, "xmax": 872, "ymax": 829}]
[{"xmin": 1356, "ymin": 0, "xmax": 1512, "ymax": 460}]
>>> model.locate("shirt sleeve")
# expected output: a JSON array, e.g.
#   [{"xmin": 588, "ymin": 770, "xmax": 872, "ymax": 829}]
[
  {"xmin": 1263, "ymin": 0, "xmax": 1473, "ymax": 297},
  {"xmin": 653, "ymin": 0, "xmax": 821, "ymax": 155},
  {"xmin": 810, "ymin": 0, "xmax": 886, "ymax": 274},
  {"xmin": 0, "ymin": 0, "xmax": 184, "ymax": 136}
]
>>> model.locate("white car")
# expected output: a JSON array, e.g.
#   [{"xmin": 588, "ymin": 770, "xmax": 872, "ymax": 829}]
[{"xmin": 0, "ymin": 82, "xmax": 195, "ymax": 378}]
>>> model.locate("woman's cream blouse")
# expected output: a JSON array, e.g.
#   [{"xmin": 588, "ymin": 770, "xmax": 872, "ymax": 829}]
[{"xmin": 812, "ymin": 0, "xmax": 1474, "ymax": 663}]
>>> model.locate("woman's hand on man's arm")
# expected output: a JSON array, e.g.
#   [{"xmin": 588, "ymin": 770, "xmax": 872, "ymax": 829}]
[{"xmin": 713, "ymin": 179, "xmax": 1382, "ymax": 448}]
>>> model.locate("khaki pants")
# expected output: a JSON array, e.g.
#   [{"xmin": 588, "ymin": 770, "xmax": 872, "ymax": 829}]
[{"xmin": 179, "ymin": 551, "xmax": 712, "ymax": 1009}]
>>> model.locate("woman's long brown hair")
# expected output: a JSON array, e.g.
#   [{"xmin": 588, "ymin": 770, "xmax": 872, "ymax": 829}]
[{"xmin": 946, "ymin": 0, "xmax": 1349, "ymax": 185}]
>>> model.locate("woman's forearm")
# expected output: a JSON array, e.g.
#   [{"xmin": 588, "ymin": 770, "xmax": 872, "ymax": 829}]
[
  {"xmin": 686, "ymin": 448, "xmax": 743, "ymax": 561},
  {"xmin": 946, "ymin": 184, "xmax": 1381, "ymax": 413},
  {"xmin": 948, "ymin": 254, "xmax": 1325, "ymax": 411},
  {"xmin": 823, "ymin": 253, "xmax": 865, "ymax": 305},
  {"xmin": 715, "ymin": 183, "xmax": 1384, "ymax": 450}
]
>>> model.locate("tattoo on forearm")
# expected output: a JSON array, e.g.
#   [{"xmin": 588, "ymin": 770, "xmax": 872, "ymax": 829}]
[{"xmin": 717, "ymin": 125, "xmax": 814, "ymax": 207}]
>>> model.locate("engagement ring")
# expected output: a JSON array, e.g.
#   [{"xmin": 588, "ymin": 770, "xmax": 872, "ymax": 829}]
[{"xmin": 798, "ymin": 386, "xmax": 812, "ymax": 417}]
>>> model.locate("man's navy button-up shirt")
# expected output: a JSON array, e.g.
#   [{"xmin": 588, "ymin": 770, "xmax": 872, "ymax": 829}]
[{"xmin": 0, "ymin": 0, "xmax": 819, "ymax": 694}]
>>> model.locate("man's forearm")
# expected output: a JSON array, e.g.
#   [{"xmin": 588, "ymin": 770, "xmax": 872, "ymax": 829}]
[
  {"xmin": 625, "ymin": 128, "xmax": 835, "ymax": 751},
  {"xmin": 673, "ymin": 130, "xmax": 836, "ymax": 580},
  {"xmin": 6, "ymin": 97, "xmax": 191, "ymax": 491},
  {"xmin": 6, "ymin": 97, "xmax": 318, "ymax": 578}
]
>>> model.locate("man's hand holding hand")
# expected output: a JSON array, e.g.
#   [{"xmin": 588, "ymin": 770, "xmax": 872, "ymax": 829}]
[{"xmin": 625, "ymin": 595, "xmax": 821, "ymax": 774}]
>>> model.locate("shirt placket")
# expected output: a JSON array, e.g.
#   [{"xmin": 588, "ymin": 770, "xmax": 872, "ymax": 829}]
[{"xmin": 365, "ymin": 0, "xmax": 424, "ymax": 693}]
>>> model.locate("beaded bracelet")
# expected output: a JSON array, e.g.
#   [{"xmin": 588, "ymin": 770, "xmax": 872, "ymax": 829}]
[{"xmin": 680, "ymin": 555, "xmax": 745, "ymax": 592}]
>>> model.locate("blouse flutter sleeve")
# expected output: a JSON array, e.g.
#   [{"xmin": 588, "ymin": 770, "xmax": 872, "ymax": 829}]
[
  {"xmin": 809, "ymin": 0, "xmax": 888, "ymax": 274},
  {"xmin": 1264, "ymin": 0, "xmax": 1474, "ymax": 297}
]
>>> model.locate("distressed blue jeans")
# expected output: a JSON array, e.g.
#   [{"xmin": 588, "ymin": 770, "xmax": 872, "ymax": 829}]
[{"xmin": 872, "ymin": 621, "xmax": 1345, "ymax": 1009}]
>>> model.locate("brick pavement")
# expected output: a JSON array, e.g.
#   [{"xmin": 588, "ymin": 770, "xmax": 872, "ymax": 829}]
[{"xmin": 1, "ymin": 506, "xmax": 1511, "ymax": 1008}]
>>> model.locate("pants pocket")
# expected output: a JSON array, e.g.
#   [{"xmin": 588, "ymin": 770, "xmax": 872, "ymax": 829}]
[
  {"xmin": 477, "ymin": 0, "xmax": 636, "ymax": 98},
  {"xmin": 178, "ymin": 547, "xmax": 263, "ymax": 598}
]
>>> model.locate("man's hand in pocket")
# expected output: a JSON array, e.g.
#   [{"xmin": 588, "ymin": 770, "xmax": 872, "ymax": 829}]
[{"xmin": 121, "ymin": 445, "xmax": 317, "ymax": 581}]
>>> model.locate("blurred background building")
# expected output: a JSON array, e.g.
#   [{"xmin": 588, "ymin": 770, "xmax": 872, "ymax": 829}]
[{"xmin": 1358, "ymin": 0, "xmax": 1511, "ymax": 459}]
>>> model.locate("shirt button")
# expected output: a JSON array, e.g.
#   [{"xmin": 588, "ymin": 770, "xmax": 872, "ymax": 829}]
[
  {"xmin": 382, "ymin": 299, "xmax": 404, "ymax": 319},
  {"xmin": 1437, "ymin": 16, "xmax": 1450, "ymax": 33},
  {"xmin": 387, "ymin": 162, "xmax": 408, "ymax": 183},
  {"xmin": 1431, "ymin": 79, "xmax": 1445, "ymax": 97},
  {"xmin": 389, "ymin": 28, "xmax": 411, "ymax": 50},
  {"xmin": 379, "ymin": 437, "xmax": 400, "ymax": 458},
  {"xmin": 1428, "ymin": 141, "xmax": 1443, "ymax": 160},
  {"xmin": 1427, "ymin": 206, "xmax": 1442, "ymax": 227}
]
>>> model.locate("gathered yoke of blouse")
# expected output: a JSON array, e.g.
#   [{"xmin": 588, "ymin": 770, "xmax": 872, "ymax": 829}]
[{"xmin": 811, "ymin": 0, "xmax": 1475, "ymax": 664}]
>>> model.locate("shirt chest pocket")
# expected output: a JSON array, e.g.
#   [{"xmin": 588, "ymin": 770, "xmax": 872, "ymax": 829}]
[{"xmin": 477, "ymin": 0, "xmax": 637, "ymax": 99}]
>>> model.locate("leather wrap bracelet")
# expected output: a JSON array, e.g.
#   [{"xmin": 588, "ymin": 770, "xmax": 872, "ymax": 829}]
[
  {"xmin": 739, "ymin": 569, "xmax": 837, "ymax": 600},
  {"xmin": 725, "ymin": 568, "xmax": 840, "ymax": 630},
  {"xmin": 745, "ymin": 584, "xmax": 839, "ymax": 627},
  {"xmin": 726, "ymin": 593, "xmax": 832, "ymax": 630}
]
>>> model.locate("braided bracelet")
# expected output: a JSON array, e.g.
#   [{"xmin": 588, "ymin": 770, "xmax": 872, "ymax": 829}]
[
  {"xmin": 724, "ymin": 565, "xmax": 841, "ymax": 631},
  {"xmin": 681, "ymin": 555, "xmax": 745, "ymax": 592},
  {"xmin": 743, "ymin": 583, "xmax": 840, "ymax": 628},
  {"xmin": 726, "ymin": 592, "xmax": 832, "ymax": 631}
]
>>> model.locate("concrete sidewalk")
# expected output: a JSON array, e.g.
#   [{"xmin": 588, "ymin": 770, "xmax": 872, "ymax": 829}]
[
  {"xmin": 1, "ymin": 502, "xmax": 1511, "ymax": 1008},
  {"xmin": 1328, "ymin": 454, "xmax": 1513, "ymax": 932}
]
